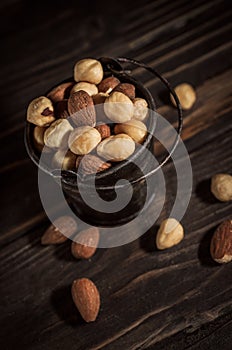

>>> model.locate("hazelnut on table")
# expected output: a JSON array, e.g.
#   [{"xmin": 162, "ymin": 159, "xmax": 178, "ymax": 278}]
[
  {"xmin": 170, "ymin": 83, "xmax": 196, "ymax": 110},
  {"xmin": 156, "ymin": 218, "xmax": 184, "ymax": 250},
  {"xmin": 211, "ymin": 173, "xmax": 232, "ymax": 202}
]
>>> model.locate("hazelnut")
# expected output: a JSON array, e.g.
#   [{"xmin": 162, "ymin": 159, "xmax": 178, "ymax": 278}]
[
  {"xmin": 68, "ymin": 90, "xmax": 96, "ymax": 127},
  {"xmin": 95, "ymin": 123, "xmax": 111, "ymax": 139},
  {"xmin": 27, "ymin": 96, "xmax": 55, "ymax": 127},
  {"xmin": 113, "ymin": 83, "xmax": 136, "ymax": 99},
  {"xmin": 71, "ymin": 82, "xmax": 98, "ymax": 96},
  {"xmin": 74, "ymin": 58, "xmax": 103, "ymax": 84},
  {"xmin": 211, "ymin": 174, "xmax": 232, "ymax": 202},
  {"xmin": 33, "ymin": 126, "xmax": 46, "ymax": 152},
  {"xmin": 104, "ymin": 92, "xmax": 134, "ymax": 123},
  {"xmin": 52, "ymin": 149, "xmax": 76, "ymax": 170},
  {"xmin": 47, "ymin": 82, "xmax": 74, "ymax": 103},
  {"xmin": 156, "ymin": 218, "xmax": 184, "ymax": 250},
  {"xmin": 92, "ymin": 92, "xmax": 109, "ymax": 105},
  {"xmin": 68, "ymin": 126, "xmax": 101, "ymax": 155},
  {"xmin": 210, "ymin": 219, "xmax": 232, "ymax": 264},
  {"xmin": 98, "ymin": 77, "xmax": 120, "ymax": 94},
  {"xmin": 170, "ymin": 83, "xmax": 196, "ymax": 110},
  {"xmin": 55, "ymin": 100, "xmax": 69, "ymax": 119},
  {"xmin": 97, "ymin": 134, "xmax": 135, "ymax": 162},
  {"xmin": 44, "ymin": 119, "xmax": 73, "ymax": 149},
  {"xmin": 78, "ymin": 154, "xmax": 111, "ymax": 174},
  {"xmin": 114, "ymin": 120, "xmax": 147, "ymax": 144},
  {"xmin": 71, "ymin": 227, "xmax": 100, "ymax": 259},
  {"xmin": 132, "ymin": 97, "xmax": 148, "ymax": 121}
]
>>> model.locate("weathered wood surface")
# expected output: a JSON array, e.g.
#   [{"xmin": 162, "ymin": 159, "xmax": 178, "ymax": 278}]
[{"xmin": 0, "ymin": 0, "xmax": 232, "ymax": 349}]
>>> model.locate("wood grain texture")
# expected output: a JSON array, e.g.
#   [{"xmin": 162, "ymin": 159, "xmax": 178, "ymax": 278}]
[{"xmin": 0, "ymin": 0, "xmax": 232, "ymax": 349}]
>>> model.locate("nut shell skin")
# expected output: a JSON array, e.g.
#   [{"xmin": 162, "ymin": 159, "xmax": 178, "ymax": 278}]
[
  {"xmin": 71, "ymin": 278, "xmax": 100, "ymax": 322},
  {"xmin": 104, "ymin": 92, "xmax": 134, "ymax": 123},
  {"xmin": 97, "ymin": 134, "xmax": 135, "ymax": 162},
  {"xmin": 74, "ymin": 58, "xmax": 103, "ymax": 84},
  {"xmin": 71, "ymin": 227, "xmax": 100, "ymax": 259},
  {"xmin": 114, "ymin": 120, "xmax": 147, "ymax": 144},
  {"xmin": 68, "ymin": 90, "xmax": 96, "ymax": 127},
  {"xmin": 211, "ymin": 174, "xmax": 232, "ymax": 202},
  {"xmin": 170, "ymin": 83, "xmax": 196, "ymax": 110},
  {"xmin": 68, "ymin": 126, "xmax": 101, "ymax": 155},
  {"xmin": 210, "ymin": 220, "xmax": 232, "ymax": 264},
  {"xmin": 27, "ymin": 96, "xmax": 55, "ymax": 127},
  {"xmin": 156, "ymin": 218, "xmax": 184, "ymax": 250}
]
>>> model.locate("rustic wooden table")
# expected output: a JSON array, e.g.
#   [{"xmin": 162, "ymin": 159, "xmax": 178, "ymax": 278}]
[{"xmin": 0, "ymin": 0, "xmax": 232, "ymax": 349}]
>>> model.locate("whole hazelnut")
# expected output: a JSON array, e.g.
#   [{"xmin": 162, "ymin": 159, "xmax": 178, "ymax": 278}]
[
  {"xmin": 33, "ymin": 126, "xmax": 46, "ymax": 152},
  {"xmin": 47, "ymin": 82, "xmax": 74, "ymax": 103},
  {"xmin": 170, "ymin": 83, "xmax": 196, "ymax": 110},
  {"xmin": 27, "ymin": 96, "xmax": 55, "ymax": 127},
  {"xmin": 211, "ymin": 174, "xmax": 232, "ymax": 202},
  {"xmin": 156, "ymin": 218, "xmax": 184, "ymax": 250},
  {"xmin": 113, "ymin": 83, "xmax": 135, "ymax": 99},
  {"xmin": 71, "ymin": 82, "xmax": 98, "ymax": 96},
  {"xmin": 78, "ymin": 154, "xmax": 111, "ymax": 174},
  {"xmin": 52, "ymin": 149, "xmax": 77, "ymax": 170},
  {"xmin": 114, "ymin": 120, "xmax": 147, "ymax": 144},
  {"xmin": 97, "ymin": 134, "xmax": 135, "ymax": 162},
  {"xmin": 44, "ymin": 119, "xmax": 73, "ymax": 149},
  {"xmin": 104, "ymin": 92, "xmax": 134, "ymax": 123},
  {"xmin": 68, "ymin": 126, "xmax": 101, "ymax": 155},
  {"xmin": 132, "ymin": 97, "xmax": 148, "ymax": 121},
  {"xmin": 74, "ymin": 58, "xmax": 103, "ymax": 84},
  {"xmin": 98, "ymin": 77, "xmax": 120, "ymax": 94}
]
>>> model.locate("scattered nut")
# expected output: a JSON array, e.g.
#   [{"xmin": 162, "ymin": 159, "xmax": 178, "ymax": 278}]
[
  {"xmin": 104, "ymin": 92, "xmax": 134, "ymax": 123},
  {"xmin": 44, "ymin": 119, "xmax": 73, "ymax": 149},
  {"xmin": 97, "ymin": 134, "xmax": 135, "ymax": 161},
  {"xmin": 170, "ymin": 83, "xmax": 196, "ymax": 110},
  {"xmin": 52, "ymin": 149, "xmax": 76, "ymax": 170},
  {"xmin": 55, "ymin": 100, "xmax": 69, "ymax": 119},
  {"xmin": 71, "ymin": 227, "xmax": 100, "ymax": 259},
  {"xmin": 68, "ymin": 90, "xmax": 96, "ymax": 127},
  {"xmin": 74, "ymin": 58, "xmax": 103, "ymax": 84},
  {"xmin": 211, "ymin": 173, "xmax": 232, "ymax": 202},
  {"xmin": 71, "ymin": 278, "xmax": 100, "ymax": 322},
  {"xmin": 27, "ymin": 96, "xmax": 55, "ymax": 127},
  {"xmin": 156, "ymin": 218, "xmax": 184, "ymax": 250},
  {"xmin": 41, "ymin": 216, "xmax": 77, "ymax": 245},
  {"xmin": 113, "ymin": 83, "xmax": 136, "ymax": 99},
  {"xmin": 77, "ymin": 154, "xmax": 111, "ymax": 174},
  {"xmin": 47, "ymin": 82, "xmax": 74, "ymax": 103},
  {"xmin": 71, "ymin": 82, "xmax": 98, "ymax": 96},
  {"xmin": 210, "ymin": 219, "xmax": 232, "ymax": 264},
  {"xmin": 98, "ymin": 76, "xmax": 120, "ymax": 94},
  {"xmin": 68, "ymin": 126, "xmax": 101, "ymax": 155},
  {"xmin": 95, "ymin": 123, "xmax": 111, "ymax": 139},
  {"xmin": 114, "ymin": 120, "xmax": 147, "ymax": 144},
  {"xmin": 132, "ymin": 97, "xmax": 148, "ymax": 121}
]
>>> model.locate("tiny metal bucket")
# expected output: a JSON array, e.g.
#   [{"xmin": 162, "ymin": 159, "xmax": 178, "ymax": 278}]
[{"xmin": 25, "ymin": 57, "xmax": 182, "ymax": 227}]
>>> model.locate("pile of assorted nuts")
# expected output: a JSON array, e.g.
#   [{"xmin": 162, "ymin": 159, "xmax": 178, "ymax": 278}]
[
  {"xmin": 27, "ymin": 58, "xmax": 149, "ymax": 175},
  {"xmin": 28, "ymin": 59, "xmax": 231, "ymax": 323}
]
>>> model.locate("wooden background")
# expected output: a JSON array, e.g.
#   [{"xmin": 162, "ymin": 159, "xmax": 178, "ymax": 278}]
[{"xmin": 0, "ymin": 0, "xmax": 232, "ymax": 349}]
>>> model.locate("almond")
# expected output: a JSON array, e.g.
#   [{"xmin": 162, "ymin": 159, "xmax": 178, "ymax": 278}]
[
  {"xmin": 98, "ymin": 77, "xmax": 120, "ymax": 94},
  {"xmin": 41, "ymin": 216, "xmax": 77, "ymax": 245},
  {"xmin": 210, "ymin": 219, "xmax": 232, "ymax": 263},
  {"xmin": 113, "ymin": 83, "xmax": 136, "ymax": 99},
  {"xmin": 55, "ymin": 100, "xmax": 69, "ymax": 119},
  {"xmin": 71, "ymin": 278, "xmax": 100, "ymax": 322},
  {"xmin": 95, "ymin": 123, "xmax": 111, "ymax": 139},
  {"xmin": 68, "ymin": 90, "xmax": 96, "ymax": 127},
  {"xmin": 47, "ymin": 82, "xmax": 74, "ymax": 103},
  {"xmin": 77, "ymin": 154, "xmax": 111, "ymax": 174},
  {"xmin": 71, "ymin": 227, "xmax": 100, "ymax": 259}
]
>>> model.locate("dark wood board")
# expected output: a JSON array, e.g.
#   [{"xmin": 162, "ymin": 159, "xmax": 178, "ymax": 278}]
[{"xmin": 0, "ymin": 0, "xmax": 232, "ymax": 349}]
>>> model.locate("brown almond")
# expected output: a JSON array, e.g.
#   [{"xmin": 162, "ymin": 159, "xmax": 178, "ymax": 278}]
[
  {"xmin": 68, "ymin": 90, "xmax": 96, "ymax": 127},
  {"xmin": 71, "ymin": 278, "xmax": 100, "ymax": 322},
  {"xmin": 98, "ymin": 77, "xmax": 120, "ymax": 94},
  {"xmin": 77, "ymin": 154, "xmax": 111, "ymax": 175},
  {"xmin": 210, "ymin": 219, "xmax": 232, "ymax": 263},
  {"xmin": 41, "ymin": 216, "xmax": 77, "ymax": 245},
  {"xmin": 47, "ymin": 82, "xmax": 74, "ymax": 103},
  {"xmin": 71, "ymin": 227, "xmax": 100, "ymax": 259},
  {"xmin": 113, "ymin": 83, "xmax": 135, "ymax": 99},
  {"xmin": 95, "ymin": 123, "xmax": 111, "ymax": 139}
]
